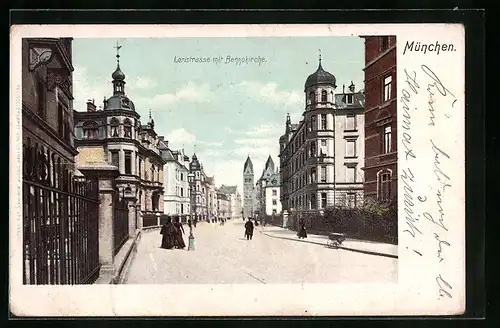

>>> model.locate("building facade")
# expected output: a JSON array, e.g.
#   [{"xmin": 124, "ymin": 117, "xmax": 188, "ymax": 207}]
[
  {"xmin": 205, "ymin": 176, "xmax": 217, "ymax": 219},
  {"xmin": 216, "ymin": 189, "xmax": 231, "ymax": 219},
  {"xmin": 242, "ymin": 156, "xmax": 254, "ymax": 218},
  {"xmin": 255, "ymin": 156, "xmax": 282, "ymax": 216},
  {"xmin": 73, "ymin": 49, "xmax": 165, "ymax": 215},
  {"xmin": 218, "ymin": 185, "xmax": 240, "ymax": 219},
  {"xmin": 264, "ymin": 172, "xmax": 282, "ymax": 216},
  {"xmin": 360, "ymin": 36, "xmax": 397, "ymax": 203},
  {"xmin": 279, "ymin": 57, "xmax": 365, "ymax": 214},
  {"xmin": 188, "ymin": 154, "xmax": 208, "ymax": 220},
  {"xmin": 22, "ymin": 38, "xmax": 77, "ymax": 172},
  {"xmin": 159, "ymin": 141, "xmax": 191, "ymax": 218}
]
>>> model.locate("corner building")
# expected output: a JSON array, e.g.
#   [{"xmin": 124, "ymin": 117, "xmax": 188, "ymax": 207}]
[
  {"xmin": 74, "ymin": 49, "xmax": 165, "ymax": 216},
  {"xmin": 279, "ymin": 57, "xmax": 365, "ymax": 213},
  {"xmin": 360, "ymin": 36, "xmax": 397, "ymax": 203}
]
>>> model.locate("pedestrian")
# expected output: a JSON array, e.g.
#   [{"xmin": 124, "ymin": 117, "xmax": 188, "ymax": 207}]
[
  {"xmin": 297, "ymin": 219, "xmax": 307, "ymax": 239},
  {"xmin": 193, "ymin": 217, "xmax": 197, "ymax": 228},
  {"xmin": 187, "ymin": 218, "xmax": 192, "ymax": 230},
  {"xmin": 160, "ymin": 217, "xmax": 177, "ymax": 249},
  {"xmin": 244, "ymin": 217, "xmax": 254, "ymax": 240},
  {"xmin": 173, "ymin": 216, "xmax": 186, "ymax": 249}
]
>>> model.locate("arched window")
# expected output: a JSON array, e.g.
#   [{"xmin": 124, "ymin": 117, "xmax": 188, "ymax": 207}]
[
  {"xmin": 82, "ymin": 121, "xmax": 99, "ymax": 139},
  {"xmin": 309, "ymin": 141, "xmax": 316, "ymax": 158},
  {"xmin": 308, "ymin": 91, "xmax": 316, "ymax": 104},
  {"xmin": 110, "ymin": 117, "xmax": 119, "ymax": 137},
  {"xmin": 321, "ymin": 90, "xmax": 328, "ymax": 102},
  {"xmin": 150, "ymin": 165, "xmax": 155, "ymax": 182},
  {"xmin": 124, "ymin": 118, "xmax": 132, "ymax": 138},
  {"xmin": 377, "ymin": 169, "xmax": 393, "ymax": 202}
]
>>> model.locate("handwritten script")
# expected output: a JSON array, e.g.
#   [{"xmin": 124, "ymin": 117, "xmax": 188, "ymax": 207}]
[{"xmin": 400, "ymin": 64, "xmax": 457, "ymax": 300}]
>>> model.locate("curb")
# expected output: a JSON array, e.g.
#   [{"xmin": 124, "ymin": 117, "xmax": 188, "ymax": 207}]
[
  {"xmin": 259, "ymin": 230, "xmax": 398, "ymax": 259},
  {"xmin": 112, "ymin": 230, "xmax": 143, "ymax": 284}
]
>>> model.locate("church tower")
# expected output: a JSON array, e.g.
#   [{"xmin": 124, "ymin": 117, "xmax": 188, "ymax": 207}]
[{"xmin": 243, "ymin": 156, "xmax": 254, "ymax": 218}]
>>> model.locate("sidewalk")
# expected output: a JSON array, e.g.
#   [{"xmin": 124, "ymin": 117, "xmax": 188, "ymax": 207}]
[{"xmin": 258, "ymin": 225, "xmax": 398, "ymax": 259}]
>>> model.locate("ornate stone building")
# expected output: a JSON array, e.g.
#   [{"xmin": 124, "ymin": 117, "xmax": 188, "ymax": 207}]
[
  {"xmin": 73, "ymin": 46, "xmax": 165, "ymax": 217},
  {"xmin": 360, "ymin": 36, "xmax": 397, "ymax": 203},
  {"xmin": 255, "ymin": 156, "xmax": 282, "ymax": 216},
  {"xmin": 242, "ymin": 156, "xmax": 254, "ymax": 218},
  {"xmin": 279, "ymin": 56, "xmax": 365, "ymax": 214}
]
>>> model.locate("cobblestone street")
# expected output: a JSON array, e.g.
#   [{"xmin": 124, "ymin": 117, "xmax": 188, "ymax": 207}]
[{"xmin": 124, "ymin": 220, "xmax": 397, "ymax": 284}]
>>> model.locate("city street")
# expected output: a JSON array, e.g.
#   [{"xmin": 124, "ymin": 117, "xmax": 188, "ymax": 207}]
[{"xmin": 124, "ymin": 220, "xmax": 397, "ymax": 284}]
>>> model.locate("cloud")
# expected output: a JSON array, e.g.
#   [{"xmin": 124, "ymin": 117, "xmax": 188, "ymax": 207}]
[
  {"xmin": 233, "ymin": 80, "xmax": 303, "ymax": 108},
  {"xmin": 72, "ymin": 66, "xmax": 110, "ymax": 111},
  {"xmin": 129, "ymin": 76, "xmax": 157, "ymax": 89},
  {"xmin": 165, "ymin": 128, "xmax": 197, "ymax": 147},
  {"xmin": 199, "ymin": 141, "xmax": 224, "ymax": 147},
  {"xmin": 149, "ymin": 82, "xmax": 212, "ymax": 107},
  {"xmin": 243, "ymin": 123, "xmax": 283, "ymax": 137}
]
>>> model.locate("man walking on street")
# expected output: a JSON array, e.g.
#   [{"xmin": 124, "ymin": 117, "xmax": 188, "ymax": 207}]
[{"xmin": 244, "ymin": 218, "xmax": 254, "ymax": 240}]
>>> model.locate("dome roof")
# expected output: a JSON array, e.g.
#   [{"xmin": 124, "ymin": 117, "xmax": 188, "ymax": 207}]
[
  {"xmin": 104, "ymin": 94, "xmax": 135, "ymax": 111},
  {"xmin": 304, "ymin": 61, "xmax": 336, "ymax": 90},
  {"xmin": 112, "ymin": 64, "xmax": 126, "ymax": 81}
]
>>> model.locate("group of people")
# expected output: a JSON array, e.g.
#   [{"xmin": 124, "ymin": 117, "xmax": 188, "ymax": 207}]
[{"xmin": 160, "ymin": 216, "xmax": 187, "ymax": 250}]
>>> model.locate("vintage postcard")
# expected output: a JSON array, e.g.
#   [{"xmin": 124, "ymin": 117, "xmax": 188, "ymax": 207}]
[{"xmin": 9, "ymin": 23, "xmax": 465, "ymax": 316}]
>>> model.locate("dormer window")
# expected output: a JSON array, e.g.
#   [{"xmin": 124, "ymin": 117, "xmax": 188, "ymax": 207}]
[
  {"xmin": 110, "ymin": 117, "xmax": 119, "ymax": 137},
  {"xmin": 321, "ymin": 90, "xmax": 327, "ymax": 102},
  {"xmin": 346, "ymin": 94, "xmax": 354, "ymax": 104},
  {"xmin": 82, "ymin": 121, "xmax": 99, "ymax": 139},
  {"xmin": 124, "ymin": 118, "xmax": 132, "ymax": 138},
  {"xmin": 308, "ymin": 91, "xmax": 316, "ymax": 105}
]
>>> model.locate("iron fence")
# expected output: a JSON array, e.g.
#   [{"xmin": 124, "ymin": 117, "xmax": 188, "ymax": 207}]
[
  {"xmin": 113, "ymin": 191, "xmax": 129, "ymax": 256},
  {"xmin": 23, "ymin": 138, "xmax": 100, "ymax": 285}
]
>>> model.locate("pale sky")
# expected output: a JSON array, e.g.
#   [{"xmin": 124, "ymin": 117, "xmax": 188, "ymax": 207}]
[{"xmin": 72, "ymin": 37, "xmax": 364, "ymax": 194}]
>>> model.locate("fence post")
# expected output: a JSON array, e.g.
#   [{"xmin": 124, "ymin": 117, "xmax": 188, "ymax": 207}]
[
  {"xmin": 282, "ymin": 210, "xmax": 288, "ymax": 229},
  {"xmin": 78, "ymin": 166, "xmax": 119, "ymax": 276}
]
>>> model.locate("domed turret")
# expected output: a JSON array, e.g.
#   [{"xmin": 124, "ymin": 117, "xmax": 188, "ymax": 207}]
[
  {"xmin": 304, "ymin": 54, "xmax": 336, "ymax": 90},
  {"xmin": 112, "ymin": 64, "xmax": 125, "ymax": 81}
]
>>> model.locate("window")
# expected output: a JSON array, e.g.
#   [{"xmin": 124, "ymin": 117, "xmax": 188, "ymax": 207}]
[
  {"xmin": 310, "ymin": 167, "xmax": 317, "ymax": 183},
  {"xmin": 308, "ymin": 91, "xmax": 315, "ymax": 104},
  {"xmin": 110, "ymin": 151, "xmax": 119, "ymax": 167},
  {"xmin": 346, "ymin": 115, "xmax": 356, "ymax": 130},
  {"xmin": 321, "ymin": 114, "xmax": 327, "ymax": 130},
  {"xmin": 58, "ymin": 103, "xmax": 65, "ymax": 138},
  {"xmin": 346, "ymin": 94, "xmax": 354, "ymax": 104},
  {"xmin": 124, "ymin": 151, "xmax": 132, "ymax": 174},
  {"xmin": 272, "ymin": 200, "xmax": 277, "ymax": 205},
  {"xmin": 347, "ymin": 193, "xmax": 357, "ymax": 208},
  {"xmin": 272, "ymin": 209, "xmax": 277, "ymax": 215},
  {"xmin": 378, "ymin": 170, "xmax": 392, "ymax": 202},
  {"xmin": 311, "ymin": 115, "xmax": 317, "ymax": 131},
  {"xmin": 82, "ymin": 121, "xmax": 99, "ymax": 139},
  {"xmin": 310, "ymin": 193, "xmax": 317, "ymax": 209},
  {"xmin": 124, "ymin": 119, "xmax": 132, "ymax": 138},
  {"xmin": 180, "ymin": 173, "xmax": 184, "ymax": 181},
  {"xmin": 320, "ymin": 139, "xmax": 327, "ymax": 156},
  {"xmin": 346, "ymin": 166, "xmax": 356, "ymax": 183},
  {"xmin": 36, "ymin": 77, "xmax": 46, "ymax": 119},
  {"xmin": 321, "ymin": 192, "xmax": 327, "ymax": 209},
  {"xmin": 383, "ymin": 75, "xmax": 392, "ymax": 102},
  {"xmin": 321, "ymin": 90, "xmax": 327, "ymax": 102},
  {"xmin": 180, "ymin": 188, "xmax": 184, "ymax": 197},
  {"xmin": 381, "ymin": 36, "xmax": 390, "ymax": 51},
  {"xmin": 383, "ymin": 125, "xmax": 392, "ymax": 154},
  {"xmin": 150, "ymin": 166, "xmax": 155, "ymax": 181},
  {"xmin": 309, "ymin": 141, "xmax": 316, "ymax": 157},
  {"xmin": 110, "ymin": 117, "xmax": 119, "ymax": 137},
  {"xmin": 320, "ymin": 166, "xmax": 327, "ymax": 183},
  {"xmin": 345, "ymin": 140, "xmax": 356, "ymax": 158},
  {"xmin": 138, "ymin": 158, "xmax": 142, "ymax": 178}
]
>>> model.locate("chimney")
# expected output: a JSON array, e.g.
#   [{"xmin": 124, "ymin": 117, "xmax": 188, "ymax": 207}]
[{"xmin": 86, "ymin": 99, "xmax": 96, "ymax": 112}]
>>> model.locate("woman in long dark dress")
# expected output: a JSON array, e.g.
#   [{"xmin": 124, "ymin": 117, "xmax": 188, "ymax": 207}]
[
  {"xmin": 297, "ymin": 220, "xmax": 307, "ymax": 239},
  {"xmin": 173, "ymin": 216, "xmax": 186, "ymax": 249},
  {"xmin": 160, "ymin": 217, "xmax": 177, "ymax": 249}
]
